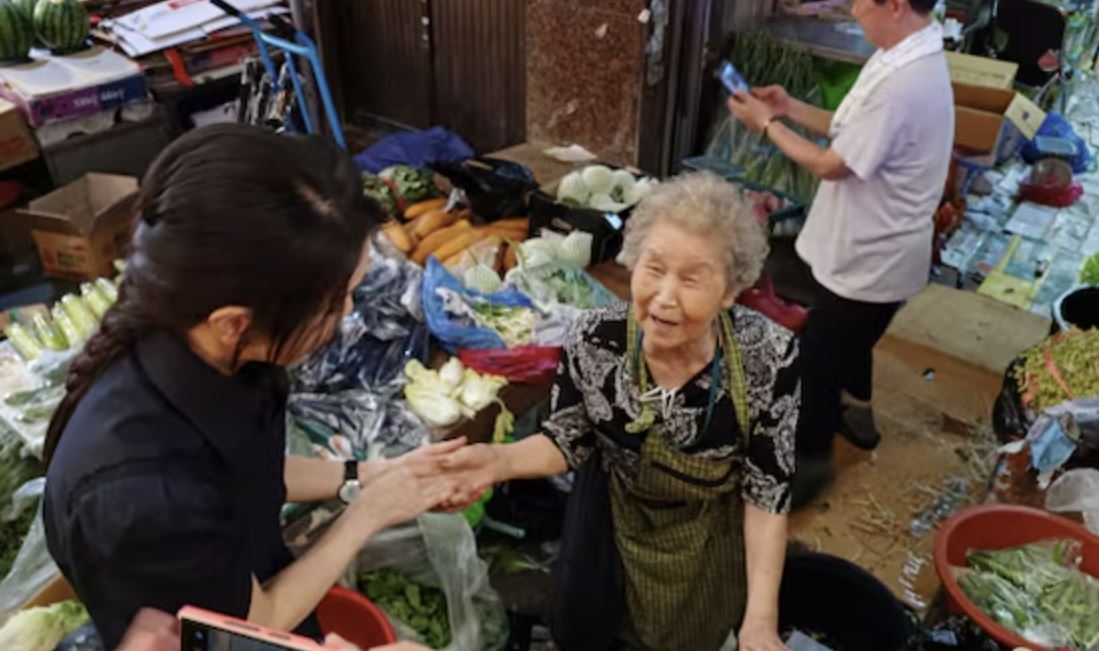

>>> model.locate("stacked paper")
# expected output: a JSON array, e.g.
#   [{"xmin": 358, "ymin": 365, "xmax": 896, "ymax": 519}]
[{"xmin": 100, "ymin": 0, "xmax": 288, "ymax": 57}]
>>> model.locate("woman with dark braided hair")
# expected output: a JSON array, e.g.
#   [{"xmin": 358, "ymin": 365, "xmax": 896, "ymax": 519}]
[{"xmin": 42, "ymin": 125, "xmax": 463, "ymax": 648}]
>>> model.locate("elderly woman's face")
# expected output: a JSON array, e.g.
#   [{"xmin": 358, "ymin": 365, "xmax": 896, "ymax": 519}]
[{"xmin": 631, "ymin": 221, "xmax": 734, "ymax": 352}]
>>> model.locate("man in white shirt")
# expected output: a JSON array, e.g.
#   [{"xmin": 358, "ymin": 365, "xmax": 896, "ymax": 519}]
[{"xmin": 727, "ymin": 0, "xmax": 954, "ymax": 508}]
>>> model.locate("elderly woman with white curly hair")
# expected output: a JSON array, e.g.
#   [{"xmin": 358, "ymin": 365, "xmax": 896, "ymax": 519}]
[{"xmin": 442, "ymin": 171, "xmax": 799, "ymax": 651}]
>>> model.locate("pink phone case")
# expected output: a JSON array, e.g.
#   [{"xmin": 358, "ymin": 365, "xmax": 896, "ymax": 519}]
[{"xmin": 178, "ymin": 606, "xmax": 326, "ymax": 651}]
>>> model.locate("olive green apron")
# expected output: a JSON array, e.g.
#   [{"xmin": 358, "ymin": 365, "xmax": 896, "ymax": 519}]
[{"xmin": 610, "ymin": 310, "xmax": 749, "ymax": 651}]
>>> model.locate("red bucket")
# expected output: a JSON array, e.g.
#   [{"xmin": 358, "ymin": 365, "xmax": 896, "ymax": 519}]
[
  {"xmin": 316, "ymin": 586, "xmax": 397, "ymax": 649},
  {"xmin": 933, "ymin": 505, "xmax": 1099, "ymax": 651}
]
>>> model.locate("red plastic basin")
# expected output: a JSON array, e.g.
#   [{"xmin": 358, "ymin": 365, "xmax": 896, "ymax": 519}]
[
  {"xmin": 316, "ymin": 586, "xmax": 396, "ymax": 649},
  {"xmin": 933, "ymin": 505, "xmax": 1099, "ymax": 651}
]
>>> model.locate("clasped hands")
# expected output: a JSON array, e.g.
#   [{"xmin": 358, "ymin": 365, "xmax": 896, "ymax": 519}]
[{"xmin": 357, "ymin": 437, "xmax": 505, "ymax": 521}]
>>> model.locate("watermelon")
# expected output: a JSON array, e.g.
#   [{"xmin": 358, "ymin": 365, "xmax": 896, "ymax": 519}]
[
  {"xmin": 0, "ymin": 0, "xmax": 32, "ymax": 62},
  {"xmin": 33, "ymin": 0, "xmax": 88, "ymax": 53}
]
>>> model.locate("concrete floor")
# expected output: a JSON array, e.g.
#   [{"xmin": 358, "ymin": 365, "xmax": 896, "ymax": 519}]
[{"xmin": 789, "ymin": 286, "xmax": 1051, "ymax": 615}]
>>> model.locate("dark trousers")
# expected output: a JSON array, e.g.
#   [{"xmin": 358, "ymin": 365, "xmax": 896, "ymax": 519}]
[{"xmin": 796, "ymin": 278, "xmax": 901, "ymax": 456}]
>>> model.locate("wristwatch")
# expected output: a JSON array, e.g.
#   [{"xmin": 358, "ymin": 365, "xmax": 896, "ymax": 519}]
[{"xmin": 337, "ymin": 459, "xmax": 362, "ymax": 504}]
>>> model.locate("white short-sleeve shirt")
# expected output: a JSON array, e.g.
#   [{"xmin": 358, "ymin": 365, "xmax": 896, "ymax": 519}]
[{"xmin": 796, "ymin": 53, "xmax": 954, "ymax": 303}]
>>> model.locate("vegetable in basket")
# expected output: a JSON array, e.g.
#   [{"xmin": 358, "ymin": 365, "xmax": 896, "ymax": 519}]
[{"xmin": 0, "ymin": 600, "xmax": 89, "ymax": 651}]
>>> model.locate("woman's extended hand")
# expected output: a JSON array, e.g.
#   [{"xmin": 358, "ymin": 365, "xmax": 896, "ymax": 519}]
[
  {"xmin": 751, "ymin": 85, "xmax": 792, "ymax": 119},
  {"xmin": 726, "ymin": 90, "xmax": 775, "ymax": 133},
  {"xmin": 348, "ymin": 464, "xmax": 456, "ymax": 533},
  {"xmin": 438, "ymin": 443, "xmax": 506, "ymax": 508},
  {"xmin": 382, "ymin": 437, "xmax": 467, "ymax": 479},
  {"xmin": 737, "ymin": 614, "xmax": 787, "ymax": 651}
]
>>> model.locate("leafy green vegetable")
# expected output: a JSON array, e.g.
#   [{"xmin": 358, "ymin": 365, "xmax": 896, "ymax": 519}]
[
  {"xmin": 360, "ymin": 569, "xmax": 451, "ymax": 648},
  {"xmin": 362, "ymin": 174, "xmax": 399, "ymax": 217},
  {"xmin": 962, "ymin": 541, "xmax": 1099, "ymax": 650},
  {"xmin": 1081, "ymin": 253, "xmax": 1099, "ymax": 285},
  {"xmin": 379, "ymin": 165, "xmax": 439, "ymax": 205},
  {"xmin": 0, "ymin": 422, "xmax": 43, "ymax": 579},
  {"xmin": 0, "ymin": 600, "xmax": 89, "ymax": 651}
]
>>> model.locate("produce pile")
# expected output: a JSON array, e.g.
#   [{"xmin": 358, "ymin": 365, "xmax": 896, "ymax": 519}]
[
  {"xmin": 363, "ymin": 165, "xmax": 442, "ymax": 219},
  {"xmin": 957, "ymin": 540, "xmax": 1099, "ymax": 650},
  {"xmin": 705, "ymin": 32, "xmax": 823, "ymax": 203},
  {"xmin": 361, "ymin": 569, "xmax": 452, "ymax": 648},
  {"xmin": 0, "ymin": 0, "xmax": 90, "ymax": 62},
  {"xmin": 403, "ymin": 358, "xmax": 512, "ymax": 439},
  {"xmin": 554, "ymin": 165, "xmax": 657, "ymax": 213},
  {"xmin": 1014, "ymin": 328, "xmax": 1099, "ymax": 413},
  {"xmin": 0, "ymin": 422, "xmax": 42, "ymax": 579},
  {"xmin": 0, "ymin": 600, "xmax": 89, "ymax": 651},
  {"xmin": 4, "ymin": 278, "xmax": 117, "ymax": 363}
]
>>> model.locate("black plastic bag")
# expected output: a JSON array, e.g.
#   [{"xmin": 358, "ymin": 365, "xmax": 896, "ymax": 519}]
[
  {"xmin": 551, "ymin": 454, "xmax": 623, "ymax": 651},
  {"xmin": 992, "ymin": 356, "xmax": 1030, "ymax": 444},
  {"xmin": 901, "ymin": 616, "xmax": 1000, "ymax": 651},
  {"xmin": 433, "ymin": 157, "xmax": 537, "ymax": 221}
]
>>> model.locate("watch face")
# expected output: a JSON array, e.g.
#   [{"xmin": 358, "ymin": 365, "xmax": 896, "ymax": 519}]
[{"xmin": 339, "ymin": 480, "xmax": 361, "ymax": 504}]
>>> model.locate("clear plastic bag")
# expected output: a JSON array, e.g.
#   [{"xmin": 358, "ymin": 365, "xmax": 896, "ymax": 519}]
[
  {"xmin": 294, "ymin": 245, "xmax": 430, "ymax": 395},
  {"xmin": 288, "ymin": 390, "xmax": 429, "ymax": 461},
  {"xmin": 0, "ymin": 479, "xmax": 59, "ymax": 617},
  {"xmin": 503, "ymin": 259, "xmax": 617, "ymax": 314},
  {"xmin": 351, "ymin": 513, "xmax": 508, "ymax": 651},
  {"xmin": 960, "ymin": 540, "xmax": 1099, "ymax": 650},
  {"xmin": 1046, "ymin": 468, "xmax": 1099, "ymax": 535}
]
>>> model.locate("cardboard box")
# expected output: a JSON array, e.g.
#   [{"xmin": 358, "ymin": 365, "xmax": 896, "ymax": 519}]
[
  {"xmin": 0, "ymin": 99, "xmax": 38, "ymax": 173},
  {"xmin": 0, "ymin": 47, "xmax": 148, "ymax": 128},
  {"xmin": 947, "ymin": 54, "xmax": 1046, "ymax": 164},
  {"xmin": 21, "ymin": 173, "xmax": 138, "ymax": 281}
]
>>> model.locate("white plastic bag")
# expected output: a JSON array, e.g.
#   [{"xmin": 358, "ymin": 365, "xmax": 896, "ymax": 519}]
[
  {"xmin": 0, "ymin": 479, "xmax": 60, "ymax": 617},
  {"xmin": 351, "ymin": 513, "xmax": 508, "ymax": 651},
  {"xmin": 1046, "ymin": 468, "xmax": 1099, "ymax": 534}
]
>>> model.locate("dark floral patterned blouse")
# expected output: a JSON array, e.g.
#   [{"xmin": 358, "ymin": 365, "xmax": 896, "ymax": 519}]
[{"xmin": 543, "ymin": 302, "xmax": 800, "ymax": 514}]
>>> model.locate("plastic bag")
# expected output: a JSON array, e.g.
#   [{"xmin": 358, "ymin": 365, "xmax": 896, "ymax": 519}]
[
  {"xmin": 432, "ymin": 157, "xmax": 536, "ymax": 221},
  {"xmin": 1046, "ymin": 468, "xmax": 1099, "ymax": 534},
  {"xmin": 288, "ymin": 391, "xmax": 429, "ymax": 461},
  {"xmin": 992, "ymin": 356, "xmax": 1030, "ymax": 443},
  {"xmin": 294, "ymin": 246, "xmax": 429, "ymax": 395},
  {"xmin": 422, "ymin": 258, "xmax": 536, "ymax": 352},
  {"xmin": 0, "ymin": 479, "xmax": 59, "ymax": 617},
  {"xmin": 504, "ymin": 259, "xmax": 617, "ymax": 313},
  {"xmin": 960, "ymin": 540, "xmax": 1099, "ymax": 650},
  {"xmin": 351, "ymin": 514, "xmax": 508, "ymax": 651},
  {"xmin": 353, "ymin": 126, "xmax": 473, "ymax": 175},
  {"xmin": 1022, "ymin": 112, "xmax": 1093, "ymax": 174},
  {"xmin": 901, "ymin": 615, "xmax": 1000, "ymax": 650},
  {"xmin": 458, "ymin": 346, "xmax": 561, "ymax": 383}
]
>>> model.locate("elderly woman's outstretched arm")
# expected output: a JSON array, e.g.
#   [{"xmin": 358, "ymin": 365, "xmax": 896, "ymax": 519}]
[{"xmin": 739, "ymin": 506, "xmax": 789, "ymax": 651}]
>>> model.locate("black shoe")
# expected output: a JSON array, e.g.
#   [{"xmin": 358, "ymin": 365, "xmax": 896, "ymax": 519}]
[
  {"xmin": 791, "ymin": 453, "xmax": 835, "ymax": 510},
  {"xmin": 839, "ymin": 405, "xmax": 882, "ymax": 451}
]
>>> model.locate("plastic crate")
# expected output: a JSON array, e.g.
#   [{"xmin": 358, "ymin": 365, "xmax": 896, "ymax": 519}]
[{"xmin": 680, "ymin": 155, "xmax": 806, "ymax": 225}]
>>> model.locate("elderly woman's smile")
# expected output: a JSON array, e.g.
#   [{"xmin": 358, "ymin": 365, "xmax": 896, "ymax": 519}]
[{"xmin": 631, "ymin": 222, "xmax": 733, "ymax": 354}]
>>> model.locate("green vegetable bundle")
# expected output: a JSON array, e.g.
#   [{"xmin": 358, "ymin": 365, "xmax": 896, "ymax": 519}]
[
  {"xmin": 362, "ymin": 174, "xmax": 399, "ymax": 218},
  {"xmin": 1013, "ymin": 328, "xmax": 1099, "ymax": 413},
  {"xmin": 961, "ymin": 541, "xmax": 1099, "ymax": 650},
  {"xmin": 379, "ymin": 165, "xmax": 440, "ymax": 206},
  {"xmin": 1081, "ymin": 253, "xmax": 1099, "ymax": 285},
  {"xmin": 361, "ymin": 569, "xmax": 451, "ymax": 648},
  {"xmin": 704, "ymin": 32, "xmax": 823, "ymax": 203},
  {"xmin": 0, "ymin": 422, "xmax": 42, "ymax": 579},
  {"xmin": 3, "ymin": 279, "xmax": 117, "ymax": 362}
]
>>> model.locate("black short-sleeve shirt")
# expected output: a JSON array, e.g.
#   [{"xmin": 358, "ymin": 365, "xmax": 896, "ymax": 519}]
[{"xmin": 43, "ymin": 331, "xmax": 320, "ymax": 648}]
